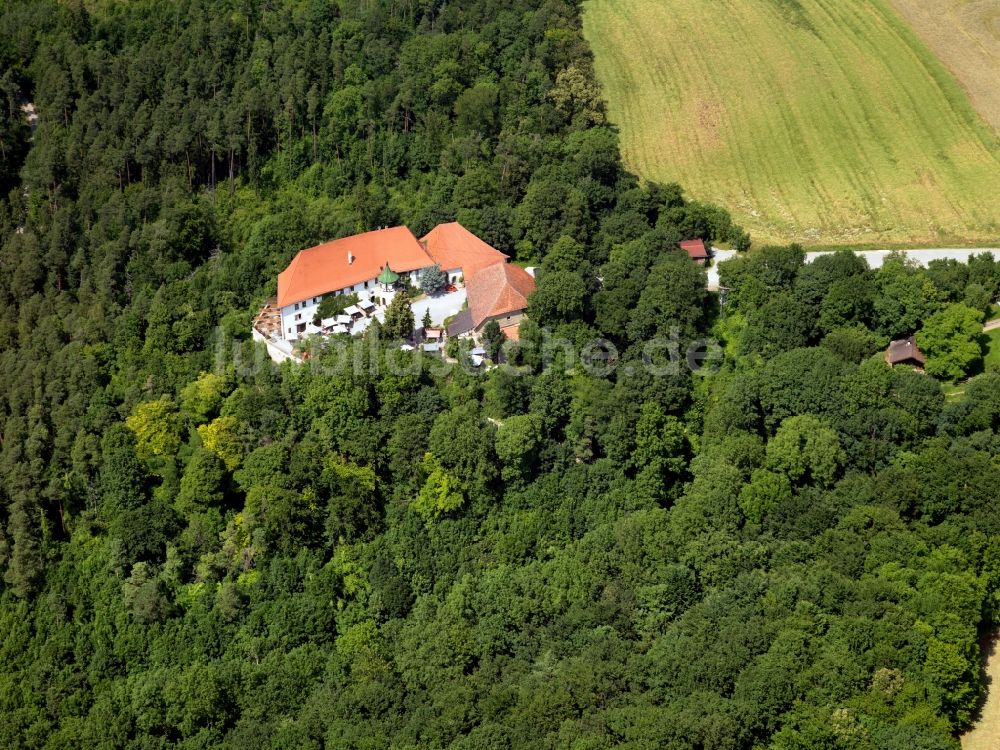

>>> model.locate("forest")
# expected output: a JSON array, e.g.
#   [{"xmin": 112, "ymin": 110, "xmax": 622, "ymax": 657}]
[{"xmin": 0, "ymin": 0, "xmax": 999, "ymax": 748}]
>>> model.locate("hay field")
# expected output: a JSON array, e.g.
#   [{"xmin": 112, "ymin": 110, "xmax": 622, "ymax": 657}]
[
  {"xmin": 582, "ymin": 0, "xmax": 1000, "ymax": 246},
  {"xmin": 888, "ymin": 0, "xmax": 1000, "ymax": 134}
]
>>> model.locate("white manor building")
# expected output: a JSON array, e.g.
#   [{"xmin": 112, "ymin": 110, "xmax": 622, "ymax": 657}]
[
  {"xmin": 274, "ymin": 222, "xmax": 517, "ymax": 342},
  {"xmin": 277, "ymin": 226, "xmax": 430, "ymax": 340}
]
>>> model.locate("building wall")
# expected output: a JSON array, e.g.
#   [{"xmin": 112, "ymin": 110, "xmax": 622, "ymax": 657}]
[
  {"xmin": 280, "ymin": 267, "xmax": 430, "ymax": 340},
  {"xmin": 281, "ymin": 295, "xmax": 324, "ymax": 340},
  {"xmin": 473, "ymin": 309, "xmax": 526, "ymax": 336}
]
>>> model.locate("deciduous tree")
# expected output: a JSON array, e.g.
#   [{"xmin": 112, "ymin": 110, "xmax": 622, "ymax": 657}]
[{"xmin": 917, "ymin": 303, "xmax": 984, "ymax": 381}]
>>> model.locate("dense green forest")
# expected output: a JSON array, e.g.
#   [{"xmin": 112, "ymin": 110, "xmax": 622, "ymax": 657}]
[{"xmin": 1, "ymin": 0, "xmax": 999, "ymax": 747}]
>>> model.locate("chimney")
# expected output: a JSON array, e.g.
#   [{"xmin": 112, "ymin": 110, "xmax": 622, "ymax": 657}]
[{"xmin": 347, "ymin": 250, "xmax": 354, "ymax": 265}]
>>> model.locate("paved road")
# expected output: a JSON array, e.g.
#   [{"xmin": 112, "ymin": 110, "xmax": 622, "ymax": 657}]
[{"xmin": 707, "ymin": 247, "xmax": 1000, "ymax": 290}]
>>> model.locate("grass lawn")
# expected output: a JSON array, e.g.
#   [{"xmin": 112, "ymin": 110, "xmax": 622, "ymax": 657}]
[{"xmin": 582, "ymin": 0, "xmax": 1000, "ymax": 247}]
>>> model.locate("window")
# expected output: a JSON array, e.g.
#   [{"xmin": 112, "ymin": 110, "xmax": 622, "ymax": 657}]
[
  {"xmin": 295, "ymin": 313, "xmax": 302, "ymax": 321},
  {"xmin": 294, "ymin": 302, "xmax": 299, "ymax": 311},
  {"xmin": 287, "ymin": 327, "xmax": 292, "ymax": 334},
  {"xmin": 364, "ymin": 281, "xmax": 369, "ymax": 289}
]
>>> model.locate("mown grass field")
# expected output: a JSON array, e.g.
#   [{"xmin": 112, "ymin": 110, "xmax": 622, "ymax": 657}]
[
  {"xmin": 888, "ymin": 0, "xmax": 1000, "ymax": 134},
  {"xmin": 582, "ymin": 0, "xmax": 1000, "ymax": 247}
]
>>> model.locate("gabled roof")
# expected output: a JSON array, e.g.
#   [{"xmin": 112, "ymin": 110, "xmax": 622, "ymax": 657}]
[
  {"xmin": 421, "ymin": 222, "xmax": 509, "ymax": 279},
  {"xmin": 277, "ymin": 227, "xmax": 431, "ymax": 308},
  {"xmin": 680, "ymin": 238, "xmax": 710, "ymax": 260},
  {"xmin": 465, "ymin": 262, "xmax": 536, "ymax": 329},
  {"xmin": 885, "ymin": 336, "xmax": 926, "ymax": 366}
]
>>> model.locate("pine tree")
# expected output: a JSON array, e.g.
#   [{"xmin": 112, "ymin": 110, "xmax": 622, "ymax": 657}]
[
  {"xmin": 383, "ymin": 294, "xmax": 415, "ymax": 341},
  {"xmin": 419, "ymin": 265, "xmax": 447, "ymax": 295},
  {"xmin": 3, "ymin": 493, "xmax": 44, "ymax": 598}
]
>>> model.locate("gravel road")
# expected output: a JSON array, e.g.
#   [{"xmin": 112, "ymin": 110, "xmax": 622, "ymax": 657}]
[{"xmin": 707, "ymin": 247, "xmax": 1000, "ymax": 290}]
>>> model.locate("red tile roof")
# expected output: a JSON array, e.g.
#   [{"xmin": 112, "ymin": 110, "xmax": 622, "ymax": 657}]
[
  {"xmin": 502, "ymin": 323, "xmax": 522, "ymax": 341},
  {"xmin": 420, "ymin": 222, "xmax": 509, "ymax": 279},
  {"xmin": 680, "ymin": 239, "xmax": 710, "ymax": 260},
  {"xmin": 277, "ymin": 226, "xmax": 432, "ymax": 308},
  {"xmin": 466, "ymin": 262, "xmax": 535, "ymax": 329}
]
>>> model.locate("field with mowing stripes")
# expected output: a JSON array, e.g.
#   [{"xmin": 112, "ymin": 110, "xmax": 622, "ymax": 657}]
[
  {"xmin": 582, "ymin": 0, "xmax": 1000, "ymax": 246},
  {"xmin": 889, "ymin": 0, "xmax": 1000, "ymax": 134}
]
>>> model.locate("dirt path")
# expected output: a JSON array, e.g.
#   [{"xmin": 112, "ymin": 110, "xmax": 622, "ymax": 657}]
[{"xmin": 962, "ymin": 631, "xmax": 1000, "ymax": 750}]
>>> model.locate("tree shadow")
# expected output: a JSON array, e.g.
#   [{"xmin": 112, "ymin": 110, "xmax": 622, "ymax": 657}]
[
  {"xmin": 967, "ymin": 629, "xmax": 999, "ymax": 726},
  {"xmin": 963, "ymin": 332, "xmax": 992, "ymax": 379}
]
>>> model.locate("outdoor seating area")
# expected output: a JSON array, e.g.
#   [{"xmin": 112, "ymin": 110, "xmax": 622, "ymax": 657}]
[
  {"xmin": 318, "ymin": 295, "xmax": 382, "ymax": 336},
  {"xmin": 254, "ymin": 291, "xmax": 385, "ymax": 356},
  {"xmin": 252, "ymin": 300, "xmax": 283, "ymax": 340}
]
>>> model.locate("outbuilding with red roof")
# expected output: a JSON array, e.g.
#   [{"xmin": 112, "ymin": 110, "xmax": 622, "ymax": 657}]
[{"xmin": 680, "ymin": 238, "xmax": 711, "ymax": 264}]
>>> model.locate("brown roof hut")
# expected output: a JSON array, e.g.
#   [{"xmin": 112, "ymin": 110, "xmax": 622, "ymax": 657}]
[{"xmin": 885, "ymin": 336, "xmax": 926, "ymax": 369}]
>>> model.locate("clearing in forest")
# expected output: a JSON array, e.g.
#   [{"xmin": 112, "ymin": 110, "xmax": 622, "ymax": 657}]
[{"xmin": 582, "ymin": 0, "xmax": 1000, "ymax": 247}]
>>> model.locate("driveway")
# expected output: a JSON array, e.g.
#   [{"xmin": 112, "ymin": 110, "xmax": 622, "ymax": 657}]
[
  {"xmin": 706, "ymin": 248, "xmax": 736, "ymax": 290},
  {"xmin": 370, "ymin": 288, "xmax": 468, "ymax": 327}
]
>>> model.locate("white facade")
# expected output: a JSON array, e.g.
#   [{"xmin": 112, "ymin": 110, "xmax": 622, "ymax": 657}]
[
  {"xmin": 280, "ymin": 268, "xmax": 427, "ymax": 341},
  {"xmin": 280, "ymin": 293, "xmax": 326, "ymax": 341}
]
